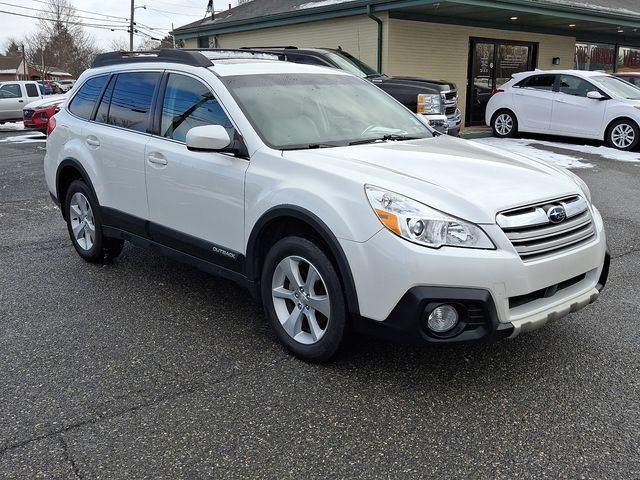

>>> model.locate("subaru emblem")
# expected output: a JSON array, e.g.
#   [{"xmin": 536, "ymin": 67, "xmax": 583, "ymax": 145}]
[{"xmin": 547, "ymin": 205, "xmax": 567, "ymax": 224}]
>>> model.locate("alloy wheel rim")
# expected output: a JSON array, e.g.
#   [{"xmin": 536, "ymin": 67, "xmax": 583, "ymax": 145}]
[
  {"xmin": 69, "ymin": 192, "xmax": 96, "ymax": 251},
  {"xmin": 611, "ymin": 124, "xmax": 635, "ymax": 149},
  {"xmin": 271, "ymin": 255, "xmax": 331, "ymax": 345},
  {"xmin": 495, "ymin": 114, "xmax": 513, "ymax": 135}
]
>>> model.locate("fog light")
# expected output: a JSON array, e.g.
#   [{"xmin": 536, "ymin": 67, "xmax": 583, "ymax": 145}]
[{"xmin": 427, "ymin": 304, "xmax": 458, "ymax": 333}]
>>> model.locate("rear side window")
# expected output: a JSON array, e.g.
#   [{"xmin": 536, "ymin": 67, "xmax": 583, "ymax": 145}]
[
  {"xmin": 107, "ymin": 72, "xmax": 160, "ymax": 132},
  {"xmin": 95, "ymin": 76, "xmax": 115, "ymax": 124},
  {"xmin": 1, "ymin": 84, "xmax": 21, "ymax": 96},
  {"xmin": 68, "ymin": 75, "xmax": 108, "ymax": 119},
  {"xmin": 25, "ymin": 84, "xmax": 39, "ymax": 97},
  {"xmin": 160, "ymin": 73, "xmax": 234, "ymax": 143},
  {"xmin": 517, "ymin": 74, "xmax": 556, "ymax": 91}
]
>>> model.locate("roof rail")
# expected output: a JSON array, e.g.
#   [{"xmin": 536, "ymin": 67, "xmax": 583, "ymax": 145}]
[
  {"xmin": 240, "ymin": 46, "xmax": 298, "ymax": 50},
  {"xmin": 91, "ymin": 49, "xmax": 212, "ymax": 68},
  {"xmin": 181, "ymin": 48, "xmax": 285, "ymax": 61}
]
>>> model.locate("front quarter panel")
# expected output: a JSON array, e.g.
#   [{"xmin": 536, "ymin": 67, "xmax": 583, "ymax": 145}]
[{"xmin": 244, "ymin": 147, "xmax": 383, "ymax": 248}]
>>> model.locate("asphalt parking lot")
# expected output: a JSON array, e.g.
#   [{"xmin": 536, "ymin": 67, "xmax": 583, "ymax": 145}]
[{"xmin": 0, "ymin": 129, "xmax": 638, "ymax": 479}]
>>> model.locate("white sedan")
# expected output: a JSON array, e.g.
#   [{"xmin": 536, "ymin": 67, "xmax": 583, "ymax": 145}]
[{"xmin": 486, "ymin": 69, "xmax": 640, "ymax": 150}]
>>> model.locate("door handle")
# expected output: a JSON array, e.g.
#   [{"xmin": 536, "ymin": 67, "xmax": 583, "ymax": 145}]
[
  {"xmin": 18, "ymin": 100, "xmax": 24, "ymax": 103},
  {"xmin": 85, "ymin": 136, "xmax": 100, "ymax": 148},
  {"xmin": 147, "ymin": 153, "xmax": 168, "ymax": 166}
]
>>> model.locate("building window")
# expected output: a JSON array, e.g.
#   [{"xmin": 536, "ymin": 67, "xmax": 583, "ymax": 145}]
[
  {"xmin": 575, "ymin": 43, "xmax": 615, "ymax": 72},
  {"xmin": 197, "ymin": 36, "xmax": 210, "ymax": 48},
  {"xmin": 617, "ymin": 46, "xmax": 640, "ymax": 73}
]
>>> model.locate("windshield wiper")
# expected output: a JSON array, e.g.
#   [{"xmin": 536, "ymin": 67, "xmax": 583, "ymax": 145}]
[
  {"xmin": 349, "ymin": 134, "xmax": 421, "ymax": 146},
  {"xmin": 280, "ymin": 143, "xmax": 341, "ymax": 151}
]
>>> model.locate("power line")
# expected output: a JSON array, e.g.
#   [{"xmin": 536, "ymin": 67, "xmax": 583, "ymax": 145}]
[
  {"xmin": 0, "ymin": 1, "xmax": 129, "ymax": 25},
  {"xmin": 25, "ymin": 0, "xmax": 130, "ymax": 21},
  {"xmin": 0, "ymin": 9, "xmax": 130, "ymax": 31}
]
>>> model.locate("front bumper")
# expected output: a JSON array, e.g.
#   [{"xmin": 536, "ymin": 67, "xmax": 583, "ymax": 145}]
[
  {"xmin": 422, "ymin": 109, "xmax": 462, "ymax": 136},
  {"xmin": 343, "ymin": 206, "xmax": 608, "ymax": 345}
]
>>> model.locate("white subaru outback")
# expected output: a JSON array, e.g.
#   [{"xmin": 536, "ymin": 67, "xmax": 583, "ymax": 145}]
[{"xmin": 44, "ymin": 50, "xmax": 609, "ymax": 362}]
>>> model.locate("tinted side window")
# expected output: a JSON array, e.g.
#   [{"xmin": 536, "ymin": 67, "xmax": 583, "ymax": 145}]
[
  {"xmin": 287, "ymin": 54, "xmax": 330, "ymax": 67},
  {"xmin": 108, "ymin": 72, "xmax": 160, "ymax": 132},
  {"xmin": 0, "ymin": 89, "xmax": 19, "ymax": 99},
  {"xmin": 68, "ymin": 75, "xmax": 108, "ymax": 119},
  {"xmin": 160, "ymin": 74, "xmax": 235, "ymax": 143},
  {"xmin": 1, "ymin": 84, "xmax": 21, "ymax": 96},
  {"xmin": 25, "ymin": 84, "xmax": 39, "ymax": 97},
  {"xmin": 95, "ymin": 76, "xmax": 115, "ymax": 124},
  {"xmin": 519, "ymin": 74, "xmax": 556, "ymax": 91},
  {"xmin": 558, "ymin": 75, "xmax": 596, "ymax": 97}
]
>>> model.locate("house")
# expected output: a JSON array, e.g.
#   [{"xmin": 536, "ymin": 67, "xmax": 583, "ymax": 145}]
[
  {"xmin": 0, "ymin": 56, "xmax": 28, "ymax": 81},
  {"xmin": 172, "ymin": 0, "xmax": 640, "ymax": 127}
]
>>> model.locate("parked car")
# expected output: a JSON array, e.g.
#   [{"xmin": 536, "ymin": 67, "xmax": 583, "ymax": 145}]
[
  {"xmin": 57, "ymin": 79, "xmax": 76, "ymax": 92},
  {"xmin": 45, "ymin": 50, "xmax": 608, "ymax": 362},
  {"xmin": 486, "ymin": 69, "xmax": 640, "ymax": 150},
  {"xmin": 23, "ymin": 94, "xmax": 67, "ymax": 133},
  {"xmin": 0, "ymin": 80, "xmax": 43, "ymax": 122},
  {"xmin": 613, "ymin": 72, "xmax": 640, "ymax": 88},
  {"xmin": 239, "ymin": 47, "xmax": 462, "ymax": 136}
]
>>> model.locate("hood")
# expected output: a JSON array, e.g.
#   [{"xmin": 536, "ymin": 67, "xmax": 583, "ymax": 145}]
[
  {"xmin": 285, "ymin": 136, "xmax": 580, "ymax": 224},
  {"xmin": 371, "ymin": 76, "xmax": 456, "ymax": 93},
  {"xmin": 24, "ymin": 94, "xmax": 67, "ymax": 110}
]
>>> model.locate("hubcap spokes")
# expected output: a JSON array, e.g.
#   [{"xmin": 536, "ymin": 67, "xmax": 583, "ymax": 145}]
[
  {"xmin": 496, "ymin": 114, "xmax": 513, "ymax": 135},
  {"xmin": 272, "ymin": 256, "xmax": 330, "ymax": 345},
  {"xmin": 612, "ymin": 124, "xmax": 635, "ymax": 148},
  {"xmin": 69, "ymin": 192, "xmax": 95, "ymax": 251}
]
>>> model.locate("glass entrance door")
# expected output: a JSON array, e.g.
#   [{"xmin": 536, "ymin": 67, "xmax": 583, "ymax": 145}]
[{"xmin": 467, "ymin": 39, "xmax": 536, "ymax": 126}]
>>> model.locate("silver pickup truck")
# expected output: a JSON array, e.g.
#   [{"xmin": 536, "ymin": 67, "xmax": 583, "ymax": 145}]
[{"xmin": 0, "ymin": 81, "xmax": 43, "ymax": 123}]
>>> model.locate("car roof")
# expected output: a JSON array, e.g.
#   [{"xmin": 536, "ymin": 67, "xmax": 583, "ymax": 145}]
[
  {"xmin": 209, "ymin": 58, "xmax": 347, "ymax": 77},
  {"xmin": 510, "ymin": 69, "xmax": 614, "ymax": 81},
  {"xmin": 615, "ymin": 72, "xmax": 640, "ymax": 76}
]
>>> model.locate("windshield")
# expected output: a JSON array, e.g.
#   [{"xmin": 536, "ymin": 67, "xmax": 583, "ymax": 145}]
[
  {"xmin": 592, "ymin": 75, "xmax": 640, "ymax": 99},
  {"xmin": 325, "ymin": 51, "xmax": 379, "ymax": 78},
  {"xmin": 223, "ymin": 73, "xmax": 432, "ymax": 150}
]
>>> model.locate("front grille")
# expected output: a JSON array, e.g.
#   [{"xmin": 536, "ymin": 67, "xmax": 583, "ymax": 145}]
[
  {"xmin": 444, "ymin": 90, "xmax": 457, "ymax": 102},
  {"xmin": 497, "ymin": 196, "xmax": 595, "ymax": 261},
  {"xmin": 445, "ymin": 106, "xmax": 456, "ymax": 115},
  {"xmin": 23, "ymin": 109, "xmax": 34, "ymax": 119},
  {"xmin": 509, "ymin": 273, "xmax": 586, "ymax": 309}
]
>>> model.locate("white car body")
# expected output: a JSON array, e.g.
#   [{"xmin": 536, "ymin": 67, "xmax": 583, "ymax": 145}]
[
  {"xmin": 0, "ymin": 80, "xmax": 43, "ymax": 121},
  {"xmin": 44, "ymin": 54, "xmax": 608, "ymax": 359},
  {"xmin": 486, "ymin": 69, "xmax": 640, "ymax": 146}
]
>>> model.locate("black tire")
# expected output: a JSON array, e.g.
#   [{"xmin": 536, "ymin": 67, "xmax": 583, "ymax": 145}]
[
  {"xmin": 605, "ymin": 119, "xmax": 640, "ymax": 151},
  {"xmin": 491, "ymin": 109, "xmax": 518, "ymax": 138},
  {"xmin": 261, "ymin": 236, "xmax": 349, "ymax": 362},
  {"xmin": 64, "ymin": 180, "xmax": 124, "ymax": 263}
]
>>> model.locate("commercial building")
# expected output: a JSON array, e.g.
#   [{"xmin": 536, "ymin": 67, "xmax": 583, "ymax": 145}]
[{"xmin": 173, "ymin": 0, "xmax": 640, "ymax": 127}]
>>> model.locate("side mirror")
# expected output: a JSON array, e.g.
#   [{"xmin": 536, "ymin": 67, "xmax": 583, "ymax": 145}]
[
  {"xmin": 185, "ymin": 125, "xmax": 231, "ymax": 151},
  {"xmin": 587, "ymin": 91, "xmax": 605, "ymax": 100}
]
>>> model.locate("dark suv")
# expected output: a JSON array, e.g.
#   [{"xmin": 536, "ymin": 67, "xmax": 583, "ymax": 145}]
[{"xmin": 242, "ymin": 47, "xmax": 461, "ymax": 136}]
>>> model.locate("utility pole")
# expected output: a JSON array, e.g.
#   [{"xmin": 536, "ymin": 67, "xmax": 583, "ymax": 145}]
[
  {"xmin": 129, "ymin": 0, "xmax": 135, "ymax": 51},
  {"xmin": 21, "ymin": 44, "xmax": 27, "ymax": 80},
  {"xmin": 172, "ymin": 23, "xmax": 176, "ymax": 48}
]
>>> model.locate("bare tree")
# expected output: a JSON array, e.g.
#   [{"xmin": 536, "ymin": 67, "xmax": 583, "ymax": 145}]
[
  {"xmin": 3, "ymin": 38, "xmax": 22, "ymax": 57},
  {"xmin": 24, "ymin": 0, "xmax": 101, "ymax": 78}
]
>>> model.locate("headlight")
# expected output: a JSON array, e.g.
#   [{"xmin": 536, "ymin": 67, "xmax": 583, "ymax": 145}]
[
  {"xmin": 417, "ymin": 93, "xmax": 442, "ymax": 115},
  {"xmin": 566, "ymin": 170, "xmax": 592, "ymax": 204},
  {"xmin": 365, "ymin": 186, "xmax": 495, "ymax": 249}
]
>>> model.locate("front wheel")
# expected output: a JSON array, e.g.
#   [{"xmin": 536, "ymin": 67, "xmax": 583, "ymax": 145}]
[
  {"xmin": 261, "ymin": 236, "xmax": 349, "ymax": 362},
  {"xmin": 491, "ymin": 110, "xmax": 518, "ymax": 138},
  {"xmin": 65, "ymin": 180, "xmax": 124, "ymax": 263},
  {"xmin": 606, "ymin": 119, "xmax": 639, "ymax": 151}
]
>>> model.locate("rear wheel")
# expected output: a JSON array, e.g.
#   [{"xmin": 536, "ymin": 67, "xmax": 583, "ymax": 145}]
[
  {"xmin": 65, "ymin": 180, "xmax": 124, "ymax": 263},
  {"xmin": 606, "ymin": 119, "xmax": 639, "ymax": 151},
  {"xmin": 491, "ymin": 110, "xmax": 518, "ymax": 138},
  {"xmin": 261, "ymin": 236, "xmax": 349, "ymax": 362}
]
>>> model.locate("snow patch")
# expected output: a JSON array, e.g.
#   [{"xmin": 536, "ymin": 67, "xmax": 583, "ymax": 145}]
[
  {"xmin": 471, "ymin": 137, "xmax": 594, "ymax": 169},
  {"xmin": 297, "ymin": 0, "xmax": 350, "ymax": 10},
  {"xmin": 0, "ymin": 121, "xmax": 25, "ymax": 131},
  {"xmin": 0, "ymin": 133, "xmax": 46, "ymax": 143}
]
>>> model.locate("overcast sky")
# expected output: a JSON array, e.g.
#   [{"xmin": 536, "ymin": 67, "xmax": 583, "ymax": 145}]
[{"xmin": 0, "ymin": 0, "xmax": 239, "ymax": 51}]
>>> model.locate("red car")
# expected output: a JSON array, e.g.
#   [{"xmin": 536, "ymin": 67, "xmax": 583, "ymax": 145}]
[
  {"xmin": 23, "ymin": 95, "xmax": 66, "ymax": 133},
  {"xmin": 613, "ymin": 72, "xmax": 640, "ymax": 88}
]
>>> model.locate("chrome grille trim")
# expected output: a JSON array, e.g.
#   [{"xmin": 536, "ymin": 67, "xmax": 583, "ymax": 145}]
[
  {"xmin": 23, "ymin": 109, "xmax": 34, "ymax": 119},
  {"xmin": 497, "ymin": 196, "xmax": 595, "ymax": 261}
]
